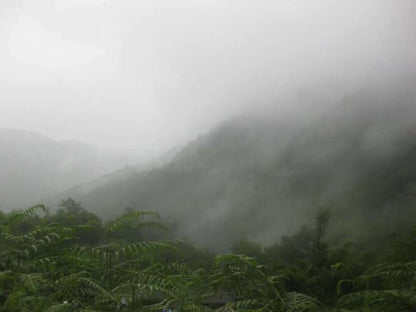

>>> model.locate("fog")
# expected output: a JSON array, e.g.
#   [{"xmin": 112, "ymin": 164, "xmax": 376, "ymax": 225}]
[
  {"xmin": 4, "ymin": 3, "xmax": 416, "ymax": 309},
  {"xmin": 1, "ymin": 0, "xmax": 415, "ymax": 159}
]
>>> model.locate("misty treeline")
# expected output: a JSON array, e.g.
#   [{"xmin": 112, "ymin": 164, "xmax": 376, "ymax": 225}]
[
  {"xmin": 1, "ymin": 199, "xmax": 416, "ymax": 311},
  {"xmin": 48, "ymin": 89, "xmax": 416, "ymax": 252}
]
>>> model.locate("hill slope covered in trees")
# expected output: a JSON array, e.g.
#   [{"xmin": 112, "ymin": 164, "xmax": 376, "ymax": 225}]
[{"xmin": 55, "ymin": 89, "xmax": 416, "ymax": 249}]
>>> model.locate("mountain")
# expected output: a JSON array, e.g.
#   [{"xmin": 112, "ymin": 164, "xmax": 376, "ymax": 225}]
[
  {"xmin": 49, "ymin": 145, "xmax": 181, "ymax": 201},
  {"xmin": 0, "ymin": 129, "xmax": 131, "ymax": 210},
  {"xmin": 48, "ymin": 88, "xmax": 416, "ymax": 249}
]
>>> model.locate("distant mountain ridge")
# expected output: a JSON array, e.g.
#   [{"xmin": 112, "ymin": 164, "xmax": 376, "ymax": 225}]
[
  {"xmin": 48, "ymin": 144, "xmax": 181, "ymax": 202},
  {"xmin": 51, "ymin": 88, "xmax": 416, "ymax": 249},
  {"xmin": 0, "ymin": 128, "xmax": 131, "ymax": 210}
]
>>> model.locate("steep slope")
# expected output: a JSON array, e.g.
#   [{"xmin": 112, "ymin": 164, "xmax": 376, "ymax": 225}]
[
  {"xmin": 0, "ymin": 129, "xmax": 128, "ymax": 210},
  {"xmin": 59, "ymin": 89, "xmax": 416, "ymax": 249},
  {"xmin": 49, "ymin": 145, "xmax": 180, "ymax": 201}
]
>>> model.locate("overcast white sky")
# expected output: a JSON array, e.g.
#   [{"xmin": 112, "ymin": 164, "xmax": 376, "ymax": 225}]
[{"xmin": 0, "ymin": 0, "xmax": 415, "ymax": 159}]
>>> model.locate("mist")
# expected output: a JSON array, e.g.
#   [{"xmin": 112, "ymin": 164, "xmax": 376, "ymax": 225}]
[
  {"xmin": 1, "ymin": 0, "xmax": 415, "ymax": 238},
  {"xmin": 1, "ymin": 0, "xmax": 416, "ymax": 241},
  {"xmin": 1, "ymin": 0, "xmax": 414, "ymax": 158},
  {"xmin": 2, "ymin": 2, "xmax": 416, "ymax": 310}
]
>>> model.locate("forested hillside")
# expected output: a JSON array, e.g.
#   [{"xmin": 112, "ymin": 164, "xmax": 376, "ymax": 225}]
[{"xmin": 55, "ymin": 89, "xmax": 416, "ymax": 249}]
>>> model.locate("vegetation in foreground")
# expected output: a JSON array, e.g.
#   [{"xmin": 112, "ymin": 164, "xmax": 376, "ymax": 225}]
[{"xmin": 1, "ymin": 199, "xmax": 416, "ymax": 311}]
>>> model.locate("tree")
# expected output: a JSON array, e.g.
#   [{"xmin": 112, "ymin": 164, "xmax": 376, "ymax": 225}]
[
  {"xmin": 312, "ymin": 209, "xmax": 330, "ymax": 268},
  {"xmin": 50, "ymin": 198, "xmax": 100, "ymax": 227}
]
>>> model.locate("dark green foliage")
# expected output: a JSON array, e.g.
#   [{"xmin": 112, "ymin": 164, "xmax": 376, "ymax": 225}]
[
  {"xmin": 312, "ymin": 209, "xmax": 330, "ymax": 268},
  {"xmin": 2, "ymin": 202, "xmax": 416, "ymax": 311},
  {"xmin": 336, "ymin": 224, "xmax": 416, "ymax": 311},
  {"xmin": 264, "ymin": 226, "xmax": 314, "ymax": 265},
  {"xmin": 231, "ymin": 240, "xmax": 263, "ymax": 259},
  {"xmin": 0, "ymin": 204, "xmax": 322, "ymax": 312},
  {"xmin": 50, "ymin": 198, "xmax": 100, "ymax": 227}
]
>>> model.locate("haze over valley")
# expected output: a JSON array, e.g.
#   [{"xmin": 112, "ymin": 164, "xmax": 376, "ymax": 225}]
[{"xmin": 1, "ymin": 1, "xmax": 416, "ymax": 311}]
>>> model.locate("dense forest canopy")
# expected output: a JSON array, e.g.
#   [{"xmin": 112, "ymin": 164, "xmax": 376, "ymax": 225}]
[{"xmin": 1, "ymin": 200, "xmax": 416, "ymax": 311}]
